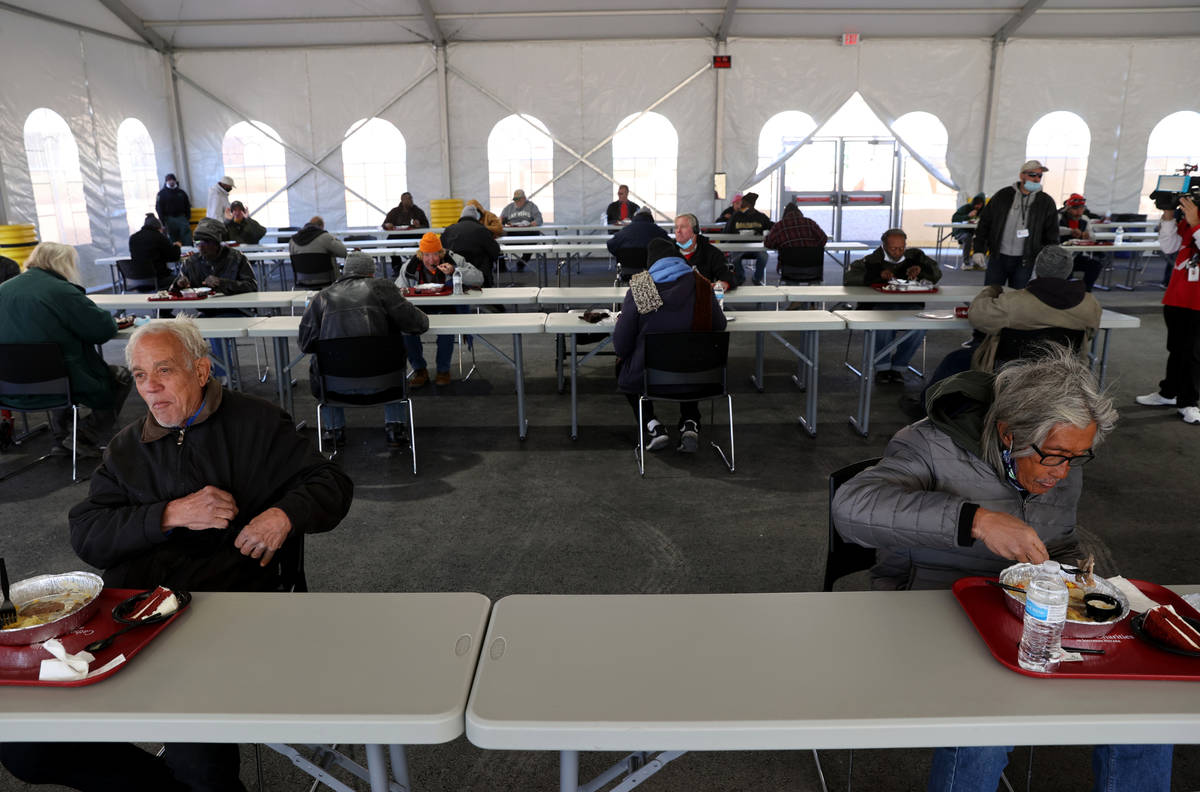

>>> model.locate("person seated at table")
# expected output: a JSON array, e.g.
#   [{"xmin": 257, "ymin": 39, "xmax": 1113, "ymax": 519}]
[
  {"xmin": 0, "ymin": 316, "xmax": 354, "ymax": 792},
  {"xmin": 500, "ymin": 188, "xmax": 543, "ymax": 272},
  {"xmin": 440, "ymin": 203, "xmax": 501, "ymax": 287},
  {"xmin": 606, "ymin": 184, "xmax": 640, "ymax": 225},
  {"xmin": 1058, "ymin": 193, "xmax": 1103, "ymax": 291},
  {"xmin": 614, "ymin": 238, "xmax": 727, "ymax": 453},
  {"xmin": 288, "ymin": 215, "xmax": 347, "ymax": 284},
  {"xmin": 223, "ymin": 200, "xmax": 267, "ymax": 245},
  {"xmin": 396, "ymin": 233, "xmax": 483, "ymax": 388},
  {"xmin": 382, "ymin": 191, "xmax": 430, "ymax": 231},
  {"xmin": 951, "ymin": 192, "xmax": 985, "ymax": 265},
  {"xmin": 845, "ymin": 228, "xmax": 942, "ymax": 385},
  {"xmin": 722, "ymin": 191, "xmax": 773, "ymax": 286},
  {"xmin": 128, "ymin": 212, "xmax": 181, "ymax": 290},
  {"xmin": 607, "ymin": 206, "xmax": 669, "ymax": 281},
  {"xmin": 831, "ymin": 348, "xmax": 1172, "ymax": 791},
  {"xmin": 0, "ymin": 241, "xmax": 132, "ymax": 458},
  {"xmin": 714, "ymin": 192, "xmax": 743, "ymax": 225},
  {"xmin": 764, "ymin": 202, "xmax": 828, "ymax": 285},
  {"xmin": 300, "ymin": 252, "xmax": 429, "ymax": 448},
  {"xmin": 674, "ymin": 213, "xmax": 735, "ymax": 291}
]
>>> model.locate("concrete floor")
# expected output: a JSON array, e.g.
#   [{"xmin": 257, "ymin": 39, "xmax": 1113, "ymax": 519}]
[{"xmin": 1, "ymin": 254, "xmax": 1198, "ymax": 791}]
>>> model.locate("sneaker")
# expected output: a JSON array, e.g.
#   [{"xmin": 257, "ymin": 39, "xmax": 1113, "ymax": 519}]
[
  {"xmin": 1181, "ymin": 406, "xmax": 1200, "ymax": 425},
  {"xmin": 385, "ymin": 422, "xmax": 407, "ymax": 449},
  {"xmin": 321, "ymin": 428, "xmax": 346, "ymax": 448},
  {"xmin": 874, "ymin": 369, "xmax": 900, "ymax": 385},
  {"xmin": 410, "ymin": 368, "xmax": 430, "ymax": 388},
  {"xmin": 645, "ymin": 421, "xmax": 670, "ymax": 452},
  {"xmin": 1136, "ymin": 392, "xmax": 1176, "ymax": 407},
  {"xmin": 435, "ymin": 370, "xmax": 451, "ymax": 386},
  {"xmin": 677, "ymin": 420, "xmax": 699, "ymax": 453}
]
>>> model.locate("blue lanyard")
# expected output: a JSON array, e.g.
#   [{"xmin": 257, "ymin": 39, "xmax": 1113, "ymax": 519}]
[{"xmin": 176, "ymin": 399, "xmax": 205, "ymax": 446}]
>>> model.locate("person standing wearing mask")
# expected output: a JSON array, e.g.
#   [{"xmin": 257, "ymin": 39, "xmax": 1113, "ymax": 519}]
[
  {"xmin": 971, "ymin": 160, "xmax": 1059, "ymax": 289},
  {"xmin": 156, "ymin": 173, "xmax": 192, "ymax": 245}
]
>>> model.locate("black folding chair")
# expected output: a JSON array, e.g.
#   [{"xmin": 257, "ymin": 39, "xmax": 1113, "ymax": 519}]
[
  {"xmin": 291, "ymin": 253, "xmax": 338, "ymax": 290},
  {"xmin": 0, "ymin": 343, "xmax": 80, "ymax": 482},
  {"xmin": 777, "ymin": 246, "xmax": 825, "ymax": 284},
  {"xmin": 822, "ymin": 458, "xmax": 882, "ymax": 592},
  {"xmin": 313, "ymin": 336, "xmax": 415, "ymax": 474},
  {"xmin": 993, "ymin": 327, "xmax": 1085, "ymax": 370},
  {"xmin": 637, "ymin": 331, "xmax": 733, "ymax": 476},
  {"xmin": 115, "ymin": 258, "xmax": 160, "ymax": 293},
  {"xmin": 614, "ymin": 248, "xmax": 648, "ymax": 285}
]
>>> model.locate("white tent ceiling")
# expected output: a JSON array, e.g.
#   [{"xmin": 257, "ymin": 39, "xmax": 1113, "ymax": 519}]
[{"xmin": 5, "ymin": 0, "xmax": 1200, "ymax": 49}]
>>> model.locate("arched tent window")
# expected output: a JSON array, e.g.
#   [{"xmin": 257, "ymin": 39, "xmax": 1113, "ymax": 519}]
[
  {"xmin": 117, "ymin": 118, "xmax": 158, "ymax": 230},
  {"xmin": 1140, "ymin": 111, "xmax": 1200, "ymax": 217},
  {"xmin": 488, "ymin": 114, "xmax": 555, "ymax": 222},
  {"xmin": 893, "ymin": 111, "xmax": 957, "ymax": 246},
  {"xmin": 747, "ymin": 111, "xmax": 818, "ymax": 220},
  {"xmin": 612, "ymin": 112, "xmax": 677, "ymax": 220},
  {"xmin": 221, "ymin": 121, "xmax": 289, "ymax": 227},
  {"xmin": 23, "ymin": 108, "xmax": 91, "ymax": 245},
  {"xmin": 342, "ymin": 118, "xmax": 407, "ymax": 228},
  {"xmin": 1026, "ymin": 111, "xmax": 1090, "ymax": 204}
]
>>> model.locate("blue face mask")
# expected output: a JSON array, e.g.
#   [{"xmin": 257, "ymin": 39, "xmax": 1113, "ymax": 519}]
[
  {"xmin": 1022, "ymin": 180, "xmax": 1042, "ymax": 193},
  {"xmin": 678, "ymin": 237, "xmax": 696, "ymax": 251}
]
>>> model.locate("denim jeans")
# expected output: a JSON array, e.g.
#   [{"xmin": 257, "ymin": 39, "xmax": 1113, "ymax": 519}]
[
  {"xmin": 403, "ymin": 333, "xmax": 454, "ymax": 373},
  {"xmin": 874, "ymin": 329, "xmax": 926, "ymax": 372},
  {"xmin": 985, "ymin": 252, "xmax": 1032, "ymax": 289},
  {"xmin": 927, "ymin": 744, "xmax": 1172, "ymax": 792},
  {"xmin": 320, "ymin": 403, "xmax": 407, "ymax": 430},
  {"xmin": 738, "ymin": 251, "xmax": 769, "ymax": 285}
]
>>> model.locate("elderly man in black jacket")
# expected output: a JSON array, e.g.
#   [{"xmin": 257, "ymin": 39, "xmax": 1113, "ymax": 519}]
[
  {"xmin": 0, "ymin": 316, "xmax": 355, "ymax": 792},
  {"xmin": 440, "ymin": 204, "xmax": 501, "ymax": 287},
  {"xmin": 972, "ymin": 159, "xmax": 1060, "ymax": 288},
  {"xmin": 127, "ymin": 213, "xmax": 181, "ymax": 290},
  {"xmin": 299, "ymin": 252, "xmax": 429, "ymax": 448},
  {"xmin": 607, "ymin": 206, "xmax": 670, "ymax": 281}
]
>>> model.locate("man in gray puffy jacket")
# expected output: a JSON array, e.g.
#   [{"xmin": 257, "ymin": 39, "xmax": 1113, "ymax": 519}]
[{"xmin": 831, "ymin": 349, "xmax": 1173, "ymax": 791}]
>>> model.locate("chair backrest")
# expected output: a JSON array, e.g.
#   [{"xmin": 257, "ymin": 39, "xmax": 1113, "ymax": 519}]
[
  {"xmin": 274, "ymin": 226, "xmax": 300, "ymax": 244},
  {"xmin": 615, "ymin": 247, "xmax": 648, "ymax": 275},
  {"xmin": 993, "ymin": 326, "xmax": 1086, "ymax": 369},
  {"xmin": 777, "ymin": 246, "xmax": 824, "ymax": 283},
  {"xmin": 0, "ymin": 343, "xmax": 72, "ymax": 407},
  {"xmin": 823, "ymin": 457, "xmax": 883, "ymax": 592},
  {"xmin": 115, "ymin": 258, "xmax": 158, "ymax": 293},
  {"xmin": 643, "ymin": 331, "xmax": 729, "ymax": 400},
  {"xmin": 314, "ymin": 336, "xmax": 409, "ymax": 404},
  {"xmin": 1108, "ymin": 212, "xmax": 1146, "ymax": 223},
  {"xmin": 343, "ymin": 234, "xmax": 374, "ymax": 242},
  {"xmin": 291, "ymin": 252, "xmax": 337, "ymax": 288}
]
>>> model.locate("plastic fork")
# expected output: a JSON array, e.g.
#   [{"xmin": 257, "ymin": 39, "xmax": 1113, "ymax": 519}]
[{"xmin": 0, "ymin": 558, "xmax": 16, "ymax": 628}]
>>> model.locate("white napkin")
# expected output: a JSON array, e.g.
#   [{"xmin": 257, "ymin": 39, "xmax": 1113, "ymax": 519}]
[
  {"xmin": 38, "ymin": 638, "xmax": 126, "ymax": 682},
  {"xmin": 1107, "ymin": 576, "xmax": 1162, "ymax": 613}
]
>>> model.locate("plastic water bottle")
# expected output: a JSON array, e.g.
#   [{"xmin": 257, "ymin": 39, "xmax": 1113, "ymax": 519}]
[
  {"xmin": 713, "ymin": 280, "xmax": 725, "ymax": 312},
  {"xmin": 452, "ymin": 270, "xmax": 463, "ymax": 295},
  {"xmin": 1114, "ymin": 226, "xmax": 1125, "ymax": 245},
  {"xmin": 1017, "ymin": 570, "xmax": 1069, "ymax": 672}
]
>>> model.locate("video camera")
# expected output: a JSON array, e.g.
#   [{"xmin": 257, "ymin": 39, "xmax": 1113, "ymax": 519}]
[{"xmin": 1149, "ymin": 164, "xmax": 1200, "ymax": 211}]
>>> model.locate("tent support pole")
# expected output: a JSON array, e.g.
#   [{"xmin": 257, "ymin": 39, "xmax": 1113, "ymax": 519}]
[
  {"xmin": 166, "ymin": 51, "xmax": 193, "ymax": 192},
  {"xmin": 713, "ymin": 40, "xmax": 727, "ymax": 218},
  {"xmin": 437, "ymin": 45, "xmax": 452, "ymax": 195}
]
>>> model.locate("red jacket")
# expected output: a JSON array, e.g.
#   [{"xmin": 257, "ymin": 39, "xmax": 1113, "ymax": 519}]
[{"xmin": 1163, "ymin": 220, "xmax": 1200, "ymax": 312}]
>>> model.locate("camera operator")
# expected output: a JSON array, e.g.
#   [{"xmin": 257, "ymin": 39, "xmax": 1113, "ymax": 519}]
[{"xmin": 1136, "ymin": 194, "xmax": 1200, "ymax": 425}]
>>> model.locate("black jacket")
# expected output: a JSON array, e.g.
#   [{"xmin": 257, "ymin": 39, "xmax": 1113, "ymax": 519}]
[
  {"xmin": 68, "ymin": 380, "xmax": 353, "ymax": 591},
  {"xmin": 681, "ymin": 235, "xmax": 737, "ymax": 290},
  {"xmin": 225, "ymin": 216, "xmax": 268, "ymax": 244},
  {"xmin": 605, "ymin": 199, "xmax": 640, "ymax": 224},
  {"xmin": 178, "ymin": 247, "xmax": 257, "ymax": 295},
  {"xmin": 606, "ymin": 214, "xmax": 669, "ymax": 256},
  {"xmin": 156, "ymin": 185, "xmax": 191, "ymax": 220},
  {"xmin": 128, "ymin": 226, "xmax": 181, "ymax": 281},
  {"xmin": 847, "ymin": 247, "xmax": 943, "ymax": 287},
  {"xmin": 0, "ymin": 256, "xmax": 17, "ymax": 284},
  {"xmin": 440, "ymin": 217, "xmax": 501, "ymax": 287},
  {"xmin": 724, "ymin": 208, "xmax": 773, "ymax": 235},
  {"xmin": 974, "ymin": 185, "xmax": 1058, "ymax": 262}
]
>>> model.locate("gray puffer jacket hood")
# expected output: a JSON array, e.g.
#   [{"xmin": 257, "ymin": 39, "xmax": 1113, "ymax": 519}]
[{"xmin": 832, "ymin": 370, "xmax": 1082, "ymax": 590}]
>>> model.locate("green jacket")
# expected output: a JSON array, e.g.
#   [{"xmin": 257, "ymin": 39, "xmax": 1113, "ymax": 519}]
[{"xmin": 0, "ymin": 268, "xmax": 119, "ymax": 409}]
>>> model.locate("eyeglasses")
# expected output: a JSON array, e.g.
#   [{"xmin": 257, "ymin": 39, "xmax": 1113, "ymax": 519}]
[
  {"xmin": 1029, "ymin": 442, "xmax": 1094, "ymax": 467},
  {"xmin": 1021, "ymin": 171, "xmax": 1043, "ymax": 179}
]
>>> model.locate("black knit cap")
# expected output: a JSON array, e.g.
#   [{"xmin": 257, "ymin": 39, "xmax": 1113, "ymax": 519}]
[{"xmin": 647, "ymin": 238, "xmax": 677, "ymax": 266}]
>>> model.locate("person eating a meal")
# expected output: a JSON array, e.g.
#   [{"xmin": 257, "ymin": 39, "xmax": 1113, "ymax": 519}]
[
  {"xmin": 396, "ymin": 232, "xmax": 482, "ymax": 387},
  {"xmin": 831, "ymin": 348, "xmax": 1173, "ymax": 790},
  {"xmin": 0, "ymin": 316, "xmax": 354, "ymax": 792}
]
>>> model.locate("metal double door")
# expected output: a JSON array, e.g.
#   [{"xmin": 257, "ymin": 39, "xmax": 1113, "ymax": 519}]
[{"xmin": 783, "ymin": 136, "xmax": 900, "ymax": 242}]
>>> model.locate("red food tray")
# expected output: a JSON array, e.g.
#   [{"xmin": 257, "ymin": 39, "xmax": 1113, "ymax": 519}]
[
  {"xmin": 147, "ymin": 292, "xmax": 208, "ymax": 301},
  {"xmin": 953, "ymin": 577, "xmax": 1200, "ymax": 680},
  {"xmin": 404, "ymin": 286, "xmax": 453, "ymax": 297},
  {"xmin": 0, "ymin": 587, "xmax": 189, "ymax": 687},
  {"xmin": 871, "ymin": 284, "xmax": 940, "ymax": 294}
]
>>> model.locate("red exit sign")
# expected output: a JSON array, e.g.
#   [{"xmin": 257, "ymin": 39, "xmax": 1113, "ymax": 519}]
[
  {"xmin": 842, "ymin": 33, "xmax": 860, "ymax": 46},
  {"xmin": 712, "ymin": 55, "xmax": 731, "ymax": 69}
]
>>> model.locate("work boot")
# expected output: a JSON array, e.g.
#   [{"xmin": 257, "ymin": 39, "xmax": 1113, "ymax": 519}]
[
  {"xmin": 410, "ymin": 368, "xmax": 430, "ymax": 388},
  {"xmin": 435, "ymin": 371, "xmax": 451, "ymax": 386}
]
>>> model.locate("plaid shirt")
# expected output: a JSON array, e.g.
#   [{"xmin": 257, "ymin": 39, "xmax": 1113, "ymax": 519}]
[{"xmin": 764, "ymin": 212, "xmax": 828, "ymax": 249}]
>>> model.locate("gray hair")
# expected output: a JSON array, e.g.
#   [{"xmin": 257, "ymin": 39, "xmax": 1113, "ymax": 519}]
[
  {"xmin": 980, "ymin": 345, "xmax": 1117, "ymax": 475},
  {"xmin": 125, "ymin": 317, "xmax": 209, "ymax": 367},
  {"xmin": 675, "ymin": 213, "xmax": 699, "ymax": 233},
  {"xmin": 25, "ymin": 242, "xmax": 81, "ymax": 286}
]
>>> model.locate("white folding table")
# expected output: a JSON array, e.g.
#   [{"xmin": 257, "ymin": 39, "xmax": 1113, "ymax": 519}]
[
  {"xmin": 1063, "ymin": 240, "xmax": 1162, "ymax": 291},
  {"xmin": 466, "ymin": 589, "xmax": 1200, "ymax": 792},
  {"xmin": 0, "ymin": 591, "xmax": 491, "ymax": 792}
]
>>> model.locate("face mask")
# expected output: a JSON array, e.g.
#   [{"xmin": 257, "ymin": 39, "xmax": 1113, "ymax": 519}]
[
  {"xmin": 1022, "ymin": 180, "xmax": 1042, "ymax": 193},
  {"xmin": 167, "ymin": 182, "xmax": 177, "ymax": 188},
  {"xmin": 678, "ymin": 237, "xmax": 695, "ymax": 251}
]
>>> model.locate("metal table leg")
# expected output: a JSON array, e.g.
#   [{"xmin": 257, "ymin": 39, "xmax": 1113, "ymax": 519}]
[
  {"xmin": 1098, "ymin": 328, "xmax": 1112, "ymax": 387},
  {"xmin": 849, "ymin": 329, "xmax": 876, "ymax": 437},
  {"xmin": 569, "ymin": 334, "xmax": 579, "ymax": 440},
  {"xmin": 799, "ymin": 330, "xmax": 820, "ymax": 437},
  {"xmin": 560, "ymin": 749, "xmax": 579, "ymax": 792},
  {"xmin": 750, "ymin": 331, "xmax": 766, "ymax": 392},
  {"xmin": 365, "ymin": 744, "xmax": 389, "ymax": 792},
  {"xmin": 387, "ymin": 745, "xmax": 410, "ymax": 791},
  {"xmin": 513, "ymin": 334, "xmax": 528, "ymax": 440}
]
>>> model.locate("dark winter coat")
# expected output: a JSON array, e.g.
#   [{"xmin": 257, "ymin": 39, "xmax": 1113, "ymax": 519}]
[
  {"xmin": 156, "ymin": 185, "xmax": 191, "ymax": 220},
  {"xmin": 440, "ymin": 217, "xmax": 501, "ymax": 287},
  {"xmin": 973, "ymin": 185, "xmax": 1058, "ymax": 263},
  {"xmin": 606, "ymin": 214, "xmax": 670, "ymax": 256},
  {"xmin": 680, "ymin": 235, "xmax": 737, "ymax": 290},
  {"xmin": 128, "ymin": 226, "xmax": 181, "ymax": 282}
]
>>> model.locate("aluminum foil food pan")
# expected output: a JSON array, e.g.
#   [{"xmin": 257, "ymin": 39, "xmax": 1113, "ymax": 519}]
[
  {"xmin": 999, "ymin": 562, "xmax": 1129, "ymax": 639},
  {"xmin": 0, "ymin": 572, "xmax": 104, "ymax": 646}
]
